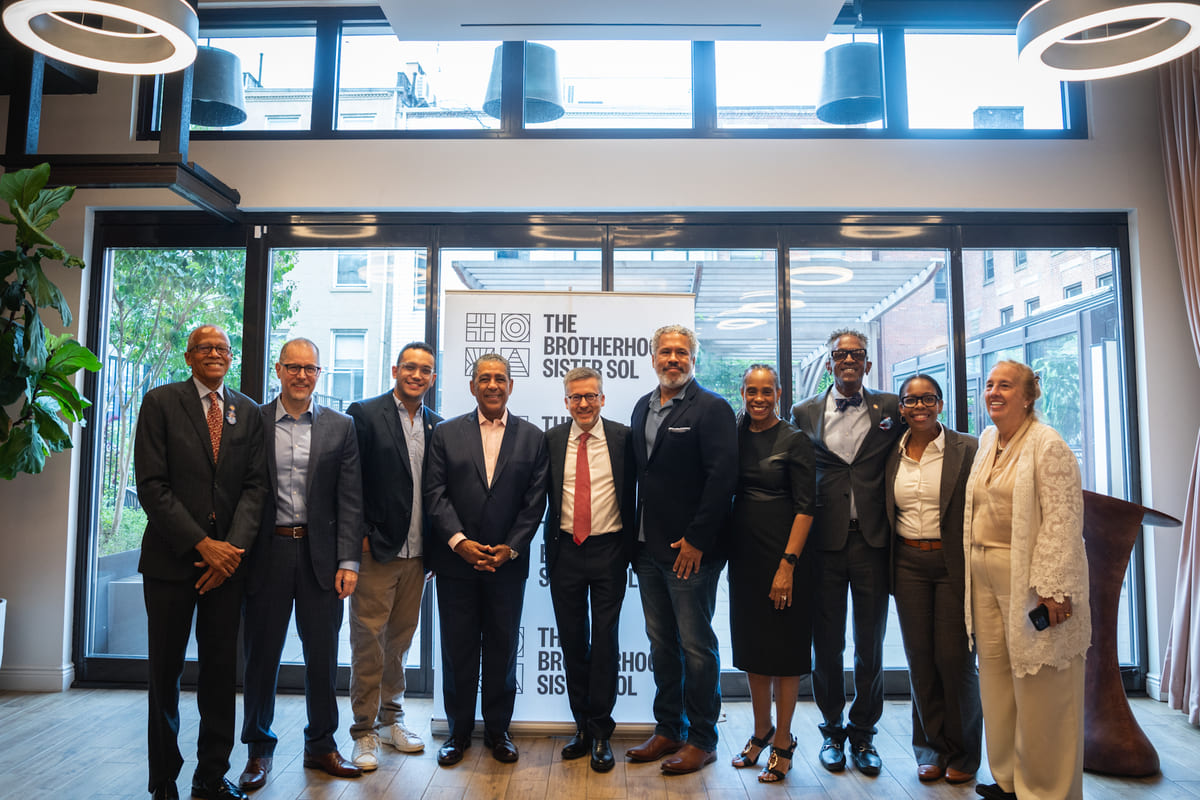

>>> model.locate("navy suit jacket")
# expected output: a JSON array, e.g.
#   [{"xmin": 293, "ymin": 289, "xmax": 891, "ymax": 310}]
[
  {"xmin": 424, "ymin": 409, "xmax": 549, "ymax": 582},
  {"xmin": 136, "ymin": 379, "xmax": 268, "ymax": 582},
  {"xmin": 544, "ymin": 417, "xmax": 636, "ymax": 575},
  {"xmin": 249, "ymin": 399, "xmax": 364, "ymax": 593},
  {"xmin": 791, "ymin": 387, "xmax": 903, "ymax": 551},
  {"xmin": 630, "ymin": 379, "xmax": 737, "ymax": 565},
  {"xmin": 347, "ymin": 391, "xmax": 442, "ymax": 564},
  {"xmin": 884, "ymin": 427, "xmax": 978, "ymax": 595}
]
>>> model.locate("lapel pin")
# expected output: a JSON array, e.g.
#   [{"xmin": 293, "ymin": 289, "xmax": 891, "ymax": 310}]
[{"xmin": 226, "ymin": 404, "xmax": 238, "ymax": 425}]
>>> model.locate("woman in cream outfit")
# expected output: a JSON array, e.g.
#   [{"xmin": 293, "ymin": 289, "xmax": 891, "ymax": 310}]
[{"xmin": 962, "ymin": 360, "xmax": 1090, "ymax": 800}]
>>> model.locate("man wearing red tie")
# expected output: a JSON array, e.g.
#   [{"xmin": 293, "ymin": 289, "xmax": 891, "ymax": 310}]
[{"xmin": 544, "ymin": 367, "xmax": 634, "ymax": 772}]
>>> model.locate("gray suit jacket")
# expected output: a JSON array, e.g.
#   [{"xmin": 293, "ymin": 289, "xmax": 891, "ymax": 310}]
[
  {"xmin": 791, "ymin": 387, "xmax": 903, "ymax": 551},
  {"xmin": 248, "ymin": 398, "xmax": 364, "ymax": 593},
  {"xmin": 884, "ymin": 427, "xmax": 979, "ymax": 594},
  {"xmin": 136, "ymin": 379, "xmax": 268, "ymax": 582}
]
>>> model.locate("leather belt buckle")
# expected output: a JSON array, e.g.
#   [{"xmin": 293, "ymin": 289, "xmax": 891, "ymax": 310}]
[{"xmin": 275, "ymin": 525, "xmax": 307, "ymax": 539}]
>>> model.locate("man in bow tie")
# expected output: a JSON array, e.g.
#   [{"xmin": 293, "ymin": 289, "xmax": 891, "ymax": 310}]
[{"xmin": 790, "ymin": 328, "xmax": 902, "ymax": 779}]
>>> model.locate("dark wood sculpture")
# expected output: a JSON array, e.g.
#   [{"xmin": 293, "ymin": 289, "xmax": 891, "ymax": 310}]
[{"xmin": 1080, "ymin": 490, "xmax": 1179, "ymax": 777}]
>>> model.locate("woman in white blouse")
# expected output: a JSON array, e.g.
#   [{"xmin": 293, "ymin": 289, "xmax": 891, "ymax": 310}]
[
  {"xmin": 963, "ymin": 360, "xmax": 1089, "ymax": 800},
  {"xmin": 885, "ymin": 374, "xmax": 982, "ymax": 786}
]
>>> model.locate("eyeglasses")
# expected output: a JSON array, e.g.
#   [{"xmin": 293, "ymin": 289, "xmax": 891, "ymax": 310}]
[
  {"xmin": 399, "ymin": 362, "xmax": 434, "ymax": 376},
  {"xmin": 190, "ymin": 344, "xmax": 232, "ymax": 357},
  {"xmin": 830, "ymin": 348, "xmax": 867, "ymax": 363},
  {"xmin": 281, "ymin": 363, "xmax": 321, "ymax": 377},
  {"xmin": 567, "ymin": 393, "xmax": 601, "ymax": 405},
  {"xmin": 901, "ymin": 394, "xmax": 940, "ymax": 408}
]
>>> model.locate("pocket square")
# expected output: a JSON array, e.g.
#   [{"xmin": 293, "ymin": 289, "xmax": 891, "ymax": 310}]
[{"xmin": 667, "ymin": 426, "xmax": 691, "ymax": 433}]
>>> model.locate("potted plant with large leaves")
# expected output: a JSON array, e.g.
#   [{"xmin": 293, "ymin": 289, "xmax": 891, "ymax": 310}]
[{"xmin": 0, "ymin": 163, "xmax": 102, "ymax": 480}]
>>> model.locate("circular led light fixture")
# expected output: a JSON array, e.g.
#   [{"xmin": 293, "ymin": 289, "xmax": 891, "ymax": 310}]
[
  {"xmin": 1018, "ymin": 0, "xmax": 1200, "ymax": 81},
  {"xmin": 790, "ymin": 265, "xmax": 854, "ymax": 285},
  {"xmin": 716, "ymin": 319, "xmax": 767, "ymax": 331},
  {"xmin": 3, "ymin": 0, "xmax": 198, "ymax": 75}
]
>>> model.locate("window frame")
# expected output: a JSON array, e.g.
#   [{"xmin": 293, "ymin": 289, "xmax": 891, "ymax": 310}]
[{"xmin": 136, "ymin": 7, "xmax": 1087, "ymax": 142}]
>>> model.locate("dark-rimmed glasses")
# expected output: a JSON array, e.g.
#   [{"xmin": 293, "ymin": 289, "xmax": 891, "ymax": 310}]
[
  {"xmin": 567, "ymin": 393, "xmax": 601, "ymax": 405},
  {"xmin": 900, "ymin": 394, "xmax": 940, "ymax": 408},
  {"xmin": 281, "ymin": 363, "xmax": 321, "ymax": 377},
  {"xmin": 830, "ymin": 348, "xmax": 867, "ymax": 363},
  {"xmin": 190, "ymin": 344, "xmax": 232, "ymax": 357}
]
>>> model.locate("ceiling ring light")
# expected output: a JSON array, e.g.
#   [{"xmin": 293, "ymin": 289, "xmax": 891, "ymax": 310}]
[
  {"xmin": 3, "ymin": 0, "xmax": 198, "ymax": 75},
  {"xmin": 790, "ymin": 265, "xmax": 854, "ymax": 285},
  {"xmin": 1018, "ymin": 0, "xmax": 1200, "ymax": 81}
]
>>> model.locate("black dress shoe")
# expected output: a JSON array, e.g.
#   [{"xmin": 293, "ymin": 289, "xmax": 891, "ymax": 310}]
[
  {"xmin": 151, "ymin": 784, "xmax": 179, "ymax": 800},
  {"xmin": 562, "ymin": 729, "xmax": 591, "ymax": 760},
  {"xmin": 975, "ymin": 783, "xmax": 1018, "ymax": 800},
  {"xmin": 437, "ymin": 736, "xmax": 471, "ymax": 766},
  {"xmin": 590, "ymin": 738, "xmax": 615, "ymax": 773},
  {"xmin": 191, "ymin": 776, "xmax": 247, "ymax": 800},
  {"xmin": 484, "ymin": 731, "xmax": 520, "ymax": 763},
  {"xmin": 849, "ymin": 741, "xmax": 882, "ymax": 776},
  {"xmin": 818, "ymin": 737, "xmax": 846, "ymax": 772}
]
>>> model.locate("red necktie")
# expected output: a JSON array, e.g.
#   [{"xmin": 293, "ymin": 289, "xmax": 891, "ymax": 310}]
[
  {"xmin": 206, "ymin": 391, "xmax": 223, "ymax": 461},
  {"xmin": 572, "ymin": 431, "xmax": 591, "ymax": 545}
]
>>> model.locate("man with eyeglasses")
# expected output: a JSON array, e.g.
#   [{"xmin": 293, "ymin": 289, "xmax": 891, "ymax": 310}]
[
  {"xmin": 344, "ymin": 343, "xmax": 442, "ymax": 769},
  {"xmin": 790, "ymin": 328, "xmax": 902, "ymax": 779},
  {"xmin": 544, "ymin": 367, "xmax": 635, "ymax": 772},
  {"xmin": 238, "ymin": 338, "xmax": 365, "ymax": 792},
  {"xmin": 136, "ymin": 325, "xmax": 268, "ymax": 800}
]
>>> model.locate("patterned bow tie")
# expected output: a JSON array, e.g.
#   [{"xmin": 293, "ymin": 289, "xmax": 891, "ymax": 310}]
[{"xmin": 835, "ymin": 395, "xmax": 863, "ymax": 412}]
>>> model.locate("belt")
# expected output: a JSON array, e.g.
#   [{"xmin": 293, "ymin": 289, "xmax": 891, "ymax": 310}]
[
  {"xmin": 898, "ymin": 537, "xmax": 942, "ymax": 551},
  {"xmin": 560, "ymin": 529, "xmax": 621, "ymax": 538},
  {"xmin": 274, "ymin": 525, "xmax": 307, "ymax": 538},
  {"xmin": 848, "ymin": 518, "xmax": 861, "ymax": 532}
]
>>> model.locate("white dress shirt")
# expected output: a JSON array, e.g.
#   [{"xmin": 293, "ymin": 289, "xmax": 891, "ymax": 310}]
[
  {"xmin": 561, "ymin": 420, "xmax": 621, "ymax": 537},
  {"xmin": 893, "ymin": 427, "xmax": 946, "ymax": 541}
]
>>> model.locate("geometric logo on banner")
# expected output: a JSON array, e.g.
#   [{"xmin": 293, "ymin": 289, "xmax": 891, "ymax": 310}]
[
  {"xmin": 463, "ymin": 347, "xmax": 493, "ymax": 375},
  {"xmin": 501, "ymin": 313, "xmax": 531, "ymax": 343},
  {"xmin": 465, "ymin": 312, "xmax": 495, "ymax": 342},
  {"xmin": 501, "ymin": 347, "xmax": 531, "ymax": 377}
]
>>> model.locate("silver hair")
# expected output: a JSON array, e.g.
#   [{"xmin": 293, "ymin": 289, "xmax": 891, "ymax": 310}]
[
  {"xmin": 562, "ymin": 366, "xmax": 603, "ymax": 393},
  {"xmin": 651, "ymin": 324, "xmax": 699, "ymax": 357},
  {"xmin": 471, "ymin": 352, "xmax": 510, "ymax": 380}
]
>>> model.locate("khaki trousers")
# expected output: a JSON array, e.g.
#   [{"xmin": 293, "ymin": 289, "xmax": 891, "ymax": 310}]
[
  {"xmin": 970, "ymin": 545, "xmax": 1084, "ymax": 800},
  {"xmin": 348, "ymin": 555, "xmax": 425, "ymax": 738}
]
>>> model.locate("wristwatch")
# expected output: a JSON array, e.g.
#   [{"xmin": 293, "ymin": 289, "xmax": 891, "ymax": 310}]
[
  {"xmin": 781, "ymin": 552, "xmax": 798, "ymax": 566},
  {"xmin": 508, "ymin": 548, "xmax": 519, "ymax": 561}
]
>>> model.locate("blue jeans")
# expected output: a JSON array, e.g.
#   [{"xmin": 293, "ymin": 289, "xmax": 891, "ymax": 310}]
[{"xmin": 634, "ymin": 550, "xmax": 722, "ymax": 751}]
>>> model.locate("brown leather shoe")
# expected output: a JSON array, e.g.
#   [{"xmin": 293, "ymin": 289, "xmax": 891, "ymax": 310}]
[
  {"xmin": 626, "ymin": 734, "xmax": 684, "ymax": 762},
  {"xmin": 238, "ymin": 756, "xmax": 272, "ymax": 791},
  {"xmin": 303, "ymin": 750, "xmax": 363, "ymax": 779},
  {"xmin": 660, "ymin": 743, "xmax": 717, "ymax": 774},
  {"xmin": 945, "ymin": 767, "xmax": 975, "ymax": 784},
  {"xmin": 917, "ymin": 764, "xmax": 944, "ymax": 781}
]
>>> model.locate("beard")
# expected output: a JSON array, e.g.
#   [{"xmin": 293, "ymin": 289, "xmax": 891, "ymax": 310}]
[{"xmin": 657, "ymin": 366, "xmax": 693, "ymax": 390}]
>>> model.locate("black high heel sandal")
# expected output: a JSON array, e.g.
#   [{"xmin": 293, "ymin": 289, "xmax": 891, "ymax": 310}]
[
  {"xmin": 731, "ymin": 725, "xmax": 775, "ymax": 768},
  {"xmin": 758, "ymin": 735, "xmax": 797, "ymax": 783}
]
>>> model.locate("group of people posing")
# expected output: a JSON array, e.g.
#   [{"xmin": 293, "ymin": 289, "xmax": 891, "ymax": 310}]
[{"xmin": 135, "ymin": 321, "xmax": 1090, "ymax": 800}]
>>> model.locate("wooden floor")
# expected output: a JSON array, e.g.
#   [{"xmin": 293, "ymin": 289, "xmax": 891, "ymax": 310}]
[{"xmin": 1, "ymin": 688, "xmax": 1198, "ymax": 799}]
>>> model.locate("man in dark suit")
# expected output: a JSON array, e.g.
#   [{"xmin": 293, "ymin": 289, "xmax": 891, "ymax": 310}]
[
  {"xmin": 625, "ymin": 324, "xmax": 737, "ymax": 775},
  {"xmin": 345, "ymin": 342, "xmax": 442, "ymax": 770},
  {"xmin": 790, "ymin": 328, "xmax": 903, "ymax": 777},
  {"xmin": 238, "ymin": 338, "xmax": 364, "ymax": 791},
  {"xmin": 544, "ymin": 366, "xmax": 634, "ymax": 773},
  {"xmin": 424, "ymin": 352, "xmax": 548, "ymax": 767},
  {"xmin": 136, "ymin": 324, "xmax": 268, "ymax": 800}
]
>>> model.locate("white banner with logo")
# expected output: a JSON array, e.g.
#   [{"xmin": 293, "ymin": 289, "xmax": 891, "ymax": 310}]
[{"xmin": 432, "ymin": 290, "xmax": 695, "ymax": 731}]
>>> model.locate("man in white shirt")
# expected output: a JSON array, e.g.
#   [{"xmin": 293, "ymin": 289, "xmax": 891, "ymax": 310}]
[{"xmin": 544, "ymin": 367, "xmax": 634, "ymax": 772}]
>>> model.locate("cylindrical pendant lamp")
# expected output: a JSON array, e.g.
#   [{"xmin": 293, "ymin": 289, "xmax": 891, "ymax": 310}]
[
  {"xmin": 816, "ymin": 41, "xmax": 883, "ymax": 125},
  {"xmin": 482, "ymin": 42, "xmax": 564, "ymax": 124}
]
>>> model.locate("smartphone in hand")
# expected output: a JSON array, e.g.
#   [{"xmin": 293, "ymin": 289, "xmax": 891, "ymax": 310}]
[{"xmin": 1028, "ymin": 603, "xmax": 1051, "ymax": 631}]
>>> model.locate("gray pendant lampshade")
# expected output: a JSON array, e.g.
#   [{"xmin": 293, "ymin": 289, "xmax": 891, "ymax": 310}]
[
  {"xmin": 482, "ymin": 42, "xmax": 564, "ymax": 124},
  {"xmin": 192, "ymin": 45, "xmax": 247, "ymax": 128},
  {"xmin": 816, "ymin": 41, "xmax": 883, "ymax": 125}
]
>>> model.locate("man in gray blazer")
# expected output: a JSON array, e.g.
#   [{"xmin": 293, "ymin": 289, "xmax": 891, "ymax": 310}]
[
  {"xmin": 346, "ymin": 342, "xmax": 442, "ymax": 769},
  {"xmin": 544, "ymin": 367, "xmax": 635, "ymax": 773},
  {"xmin": 136, "ymin": 324, "xmax": 268, "ymax": 800},
  {"xmin": 791, "ymin": 328, "xmax": 902, "ymax": 777},
  {"xmin": 238, "ymin": 338, "xmax": 364, "ymax": 791}
]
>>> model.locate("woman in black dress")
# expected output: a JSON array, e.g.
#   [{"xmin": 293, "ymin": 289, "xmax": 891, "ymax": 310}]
[{"xmin": 727, "ymin": 364, "xmax": 815, "ymax": 783}]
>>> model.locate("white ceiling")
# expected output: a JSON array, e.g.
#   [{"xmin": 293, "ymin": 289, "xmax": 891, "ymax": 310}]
[{"xmin": 374, "ymin": 0, "xmax": 847, "ymax": 42}]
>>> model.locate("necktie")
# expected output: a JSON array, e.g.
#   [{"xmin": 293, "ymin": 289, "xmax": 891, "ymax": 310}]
[
  {"xmin": 206, "ymin": 391, "xmax": 223, "ymax": 461},
  {"xmin": 835, "ymin": 394, "xmax": 863, "ymax": 412},
  {"xmin": 572, "ymin": 431, "xmax": 591, "ymax": 545}
]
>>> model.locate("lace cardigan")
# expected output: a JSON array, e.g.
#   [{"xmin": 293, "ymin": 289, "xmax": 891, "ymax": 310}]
[{"xmin": 962, "ymin": 420, "xmax": 1091, "ymax": 677}]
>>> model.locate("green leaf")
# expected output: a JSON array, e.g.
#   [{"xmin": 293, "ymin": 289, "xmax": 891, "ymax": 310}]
[
  {"xmin": 0, "ymin": 422, "xmax": 46, "ymax": 479},
  {"xmin": 0, "ymin": 163, "xmax": 50, "ymax": 209},
  {"xmin": 0, "ymin": 374, "xmax": 30, "ymax": 407},
  {"xmin": 0, "ymin": 404, "xmax": 10, "ymax": 443},
  {"xmin": 24, "ymin": 261, "xmax": 73, "ymax": 325},
  {"xmin": 23, "ymin": 184, "xmax": 75, "ymax": 233},
  {"xmin": 22, "ymin": 307, "xmax": 47, "ymax": 371},
  {"xmin": 32, "ymin": 399, "xmax": 72, "ymax": 452},
  {"xmin": 46, "ymin": 335, "xmax": 102, "ymax": 375}
]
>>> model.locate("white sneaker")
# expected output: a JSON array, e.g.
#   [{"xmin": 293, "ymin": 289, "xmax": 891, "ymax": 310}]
[
  {"xmin": 352, "ymin": 733, "xmax": 380, "ymax": 770},
  {"xmin": 380, "ymin": 721, "xmax": 425, "ymax": 753}
]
